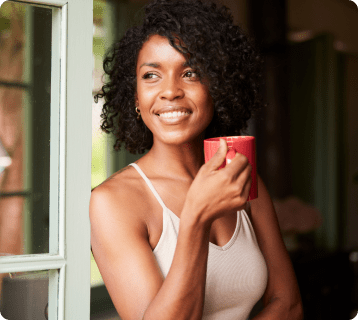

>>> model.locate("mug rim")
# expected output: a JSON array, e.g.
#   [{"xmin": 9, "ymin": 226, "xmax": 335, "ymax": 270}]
[{"xmin": 204, "ymin": 136, "xmax": 255, "ymax": 142}]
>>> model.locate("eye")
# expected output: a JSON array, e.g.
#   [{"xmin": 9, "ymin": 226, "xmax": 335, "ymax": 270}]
[
  {"xmin": 142, "ymin": 72, "xmax": 159, "ymax": 79},
  {"xmin": 183, "ymin": 70, "xmax": 200, "ymax": 80}
]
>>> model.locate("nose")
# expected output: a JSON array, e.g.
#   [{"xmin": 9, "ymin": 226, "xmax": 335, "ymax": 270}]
[{"xmin": 159, "ymin": 77, "xmax": 184, "ymax": 101}]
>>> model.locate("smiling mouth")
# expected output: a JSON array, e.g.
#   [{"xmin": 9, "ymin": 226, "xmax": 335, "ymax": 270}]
[{"xmin": 156, "ymin": 111, "xmax": 191, "ymax": 118}]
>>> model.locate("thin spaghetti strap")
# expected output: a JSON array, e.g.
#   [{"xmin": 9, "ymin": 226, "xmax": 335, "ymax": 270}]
[{"xmin": 129, "ymin": 163, "xmax": 167, "ymax": 210}]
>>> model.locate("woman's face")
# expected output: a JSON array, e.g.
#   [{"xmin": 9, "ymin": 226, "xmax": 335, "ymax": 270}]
[{"xmin": 136, "ymin": 34, "xmax": 213, "ymax": 147}]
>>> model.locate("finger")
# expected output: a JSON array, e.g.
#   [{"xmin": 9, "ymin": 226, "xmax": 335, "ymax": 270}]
[
  {"xmin": 222, "ymin": 152, "xmax": 249, "ymax": 178},
  {"xmin": 205, "ymin": 138, "xmax": 228, "ymax": 171},
  {"xmin": 240, "ymin": 163, "xmax": 252, "ymax": 189},
  {"xmin": 242, "ymin": 173, "xmax": 252, "ymax": 200},
  {"xmin": 235, "ymin": 175, "xmax": 252, "ymax": 210},
  {"xmin": 232, "ymin": 162, "xmax": 251, "ymax": 194}
]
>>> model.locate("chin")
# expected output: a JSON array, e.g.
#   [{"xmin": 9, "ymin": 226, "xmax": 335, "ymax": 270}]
[{"xmin": 160, "ymin": 134, "xmax": 205, "ymax": 148}]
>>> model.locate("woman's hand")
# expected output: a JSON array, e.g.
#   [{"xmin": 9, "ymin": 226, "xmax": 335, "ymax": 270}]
[{"xmin": 184, "ymin": 138, "xmax": 252, "ymax": 224}]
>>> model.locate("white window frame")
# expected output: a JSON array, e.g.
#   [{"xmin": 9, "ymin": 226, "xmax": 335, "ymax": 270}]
[{"xmin": 0, "ymin": 0, "xmax": 93, "ymax": 319}]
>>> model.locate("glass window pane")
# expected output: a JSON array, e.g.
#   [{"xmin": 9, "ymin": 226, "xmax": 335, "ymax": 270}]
[
  {"xmin": 91, "ymin": 0, "xmax": 111, "ymax": 289},
  {"xmin": 0, "ymin": 2, "xmax": 53, "ymax": 255},
  {"xmin": 92, "ymin": 0, "xmax": 109, "ymax": 191},
  {"xmin": 0, "ymin": 270, "xmax": 49, "ymax": 320}
]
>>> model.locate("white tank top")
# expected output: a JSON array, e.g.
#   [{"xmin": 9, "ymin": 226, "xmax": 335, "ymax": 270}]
[{"xmin": 130, "ymin": 163, "xmax": 268, "ymax": 320}]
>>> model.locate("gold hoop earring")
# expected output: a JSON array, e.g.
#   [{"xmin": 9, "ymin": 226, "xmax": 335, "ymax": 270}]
[{"xmin": 135, "ymin": 106, "xmax": 141, "ymax": 120}]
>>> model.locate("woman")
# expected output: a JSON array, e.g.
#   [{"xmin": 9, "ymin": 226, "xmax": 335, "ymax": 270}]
[{"xmin": 90, "ymin": 0, "xmax": 303, "ymax": 319}]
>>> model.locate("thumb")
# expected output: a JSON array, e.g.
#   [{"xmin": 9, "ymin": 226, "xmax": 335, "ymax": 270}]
[{"xmin": 206, "ymin": 138, "xmax": 227, "ymax": 170}]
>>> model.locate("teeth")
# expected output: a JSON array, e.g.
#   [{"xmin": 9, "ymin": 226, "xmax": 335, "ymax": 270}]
[{"xmin": 158, "ymin": 111, "xmax": 190, "ymax": 118}]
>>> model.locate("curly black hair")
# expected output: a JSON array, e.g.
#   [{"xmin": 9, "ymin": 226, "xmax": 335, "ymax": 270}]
[{"xmin": 95, "ymin": 0, "xmax": 264, "ymax": 154}]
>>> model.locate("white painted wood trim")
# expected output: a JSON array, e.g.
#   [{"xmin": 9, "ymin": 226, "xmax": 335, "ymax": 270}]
[
  {"xmin": 58, "ymin": 1, "xmax": 67, "ymax": 260},
  {"xmin": 63, "ymin": 0, "xmax": 92, "ymax": 318},
  {"xmin": 13, "ymin": 0, "xmax": 68, "ymax": 7},
  {"xmin": 0, "ymin": 254, "xmax": 65, "ymax": 273},
  {"xmin": 58, "ymin": 264, "xmax": 66, "ymax": 319},
  {"xmin": 49, "ymin": 5, "xmax": 61, "ymax": 256},
  {"xmin": 48, "ymin": 268, "xmax": 60, "ymax": 319},
  {"xmin": 1, "ymin": 0, "xmax": 93, "ymax": 319}
]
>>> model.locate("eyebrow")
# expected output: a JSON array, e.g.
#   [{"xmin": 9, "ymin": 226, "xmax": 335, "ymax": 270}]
[
  {"xmin": 139, "ymin": 62, "xmax": 160, "ymax": 69},
  {"xmin": 139, "ymin": 61, "xmax": 190, "ymax": 69}
]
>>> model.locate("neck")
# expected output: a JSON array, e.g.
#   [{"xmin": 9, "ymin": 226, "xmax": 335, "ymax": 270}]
[{"xmin": 140, "ymin": 135, "xmax": 206, "ymax": 181}]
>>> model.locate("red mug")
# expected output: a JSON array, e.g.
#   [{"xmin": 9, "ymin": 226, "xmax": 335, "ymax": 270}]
[{"xmin": 204, "ymin": 136, "xmax": 257, "ymax": 200}]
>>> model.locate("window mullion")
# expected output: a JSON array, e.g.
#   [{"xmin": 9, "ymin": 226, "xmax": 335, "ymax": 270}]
[
  {"xmin": 0, "ymin": 254, "xmax": 65, "ymax": 273},
  {"xmin": 63, "ymin": 0, "xmax": 92, "ymax": 318},
  {"xmin": 49, "ymin": 5, "xmax": 61, "ymax": 256}
]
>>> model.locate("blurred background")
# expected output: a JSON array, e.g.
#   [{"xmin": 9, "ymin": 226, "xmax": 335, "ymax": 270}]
[{"xmin": 0, "ymin": 0, "xmax": 357, "ymax": 319}]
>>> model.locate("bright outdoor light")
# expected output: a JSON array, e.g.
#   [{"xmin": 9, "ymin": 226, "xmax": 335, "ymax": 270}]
[{"xmin": 0, "ymin": 138, "xmax": 11, "ymax": 173}]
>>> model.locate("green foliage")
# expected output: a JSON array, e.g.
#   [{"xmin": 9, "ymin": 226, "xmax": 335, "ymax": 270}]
[
  {"xmin": 0, "ymin": 1, "xmax": 26, "ymax": 20},
  {"xmin": 0, "ymin": 1, "xmax": 26, "ymax": 36},
  {"xmin": 91, "ymin": 132, "xmax": 107, "ymax": 189},
  {"xmin": 93, "ymin": 0, "xmax": 106, "ymax": 24},
  {"xmin": 0, "ymin": 16, "xmax": 10, "ymax": 32},
  {"xmin": 91, "ymin": 0, "xmax": 108, "ymax": 189}
]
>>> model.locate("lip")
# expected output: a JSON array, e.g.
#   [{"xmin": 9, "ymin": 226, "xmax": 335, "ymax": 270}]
[
  {"xmin": 155, "ymin": 106, "xmax": 192, "ymax": 116},
  {"xmin": 156, "ymin": 113, "xmax": 191, "ymax": 125}
]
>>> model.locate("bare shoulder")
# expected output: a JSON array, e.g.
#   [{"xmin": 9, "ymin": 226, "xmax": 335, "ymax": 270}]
[
  {"xmin": 91, "ymin": 164, "xmax": 135, "ymax": 194},
  {"xmin": 89, "ymin": 165, "xmax": 165, "ymax": 319},
  {"xmin": 90, "ymin": 164, "xmax": 148, "ymax": 234}
]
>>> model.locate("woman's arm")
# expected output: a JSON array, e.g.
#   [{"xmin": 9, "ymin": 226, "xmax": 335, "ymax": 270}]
[
  {"xmin": 249, "ymin": 176, "xmax": 304, "ymax": 320},
  {"xmin": 90, "ymin": 139, "xmax": 252, "ymax": 320},
  {"xmin": 90, "ymin": 186, "xmax": 211, "ymax": 320}
]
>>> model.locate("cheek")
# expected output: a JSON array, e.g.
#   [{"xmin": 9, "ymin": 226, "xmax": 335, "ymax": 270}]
[
  {"xmin": 136, "ymin": 91, "xmax": 144, "ymax": 105},
  {"xmin": 136, "ymin": 85, "xmax": 155, "ymax": 105},
  {"xmin": 206, "ymin": 104, "xmax": 214, "ymax": 125},
  {"xmin": 190, "ymin": 84, "xmax": 211, "ymax": 104},
  {"xmin": 200, "ymin": 90, "xmax": 214, "ymax": 119}
]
